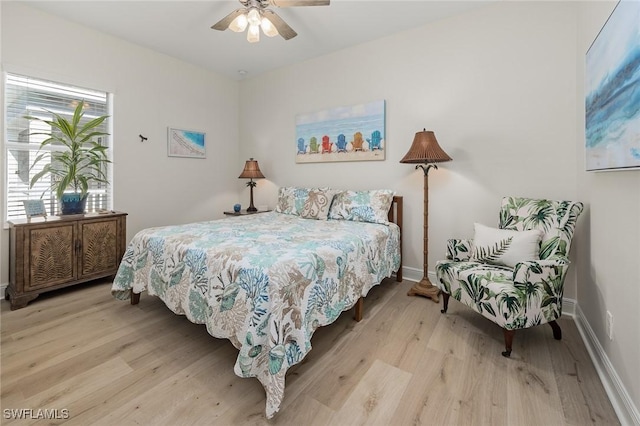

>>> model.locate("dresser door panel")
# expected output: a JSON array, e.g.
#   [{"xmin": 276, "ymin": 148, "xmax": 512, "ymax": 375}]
[
  {"xmin": 26, "ymin": 224, "xmax": 77, "ymax": 291},
  {"xmin": 80, "ymin": 219, "xmax": 118, "ymax": 277}
]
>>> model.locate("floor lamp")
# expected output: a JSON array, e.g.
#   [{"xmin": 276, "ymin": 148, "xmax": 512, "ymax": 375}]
[
  {"xmin": 400, "ymin": 129, "xmax": 452, "ymax": 303},
  {"xmin": 238, "ymin": 158, "xmax": 265, "ymax": 212}
]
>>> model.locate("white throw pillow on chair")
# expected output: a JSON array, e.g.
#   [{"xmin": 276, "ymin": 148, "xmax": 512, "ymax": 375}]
[{"xmin": 470, "ymin": 223, "xmax": 543, "ymax": 268}]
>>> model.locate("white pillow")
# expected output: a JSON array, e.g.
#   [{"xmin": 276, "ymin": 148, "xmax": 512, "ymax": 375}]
[{"xmin": 470, "ymin": 223, "xmax": 542, "ymax": 268}]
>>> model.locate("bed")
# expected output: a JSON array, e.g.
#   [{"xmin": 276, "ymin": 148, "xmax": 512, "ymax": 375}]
[{"xmin": 111, "ymin": 189, "xmax": 403, "ymax": 418}]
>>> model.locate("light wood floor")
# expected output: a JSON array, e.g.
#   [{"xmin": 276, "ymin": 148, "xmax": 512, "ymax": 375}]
[{"xmin": 1, "ymin": 279, "xmax": 619, "ymax": 425}]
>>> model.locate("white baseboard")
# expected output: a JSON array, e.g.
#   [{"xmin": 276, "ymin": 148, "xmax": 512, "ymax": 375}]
[
  {"xmin": 561, "ymin": 297, "xmax": 576, "ymax": 318},
  {"xmin": 401, "ymin": 266, "xmax": 439, "ymax": 284},
  {"xmin": 573, "ymin": 304, "xmax": 640, "ymax": 426},
  {"xmin": 0, "ymin": 282, "xmax": 6, "ymax": 300},
  {"xmin": 401, "ymin": 265, "xmax": 423, "ymax": 283}
]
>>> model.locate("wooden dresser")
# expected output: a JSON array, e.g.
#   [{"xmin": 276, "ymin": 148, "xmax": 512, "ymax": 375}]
[{"xmin": 7, "ymin": 211, "xmax": 127, "ymax": 310}]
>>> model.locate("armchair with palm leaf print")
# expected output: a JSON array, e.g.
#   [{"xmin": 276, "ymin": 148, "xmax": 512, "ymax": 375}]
[{"xmin": 435, "ymin": 196, "xmax": 583, "ymax": 357}]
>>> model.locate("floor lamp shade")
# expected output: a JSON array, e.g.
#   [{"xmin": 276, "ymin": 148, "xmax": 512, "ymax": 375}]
[
  {"xmin": 239, "ymin": 158, "xmax": 265, "ymax": 212},
  {"xmin": 400, "ymin": 129, "xmax": 452, "ymax": 164},
  {"xmin": 400, "ymin": 129, "xmax": 452, "ymax": 303}
]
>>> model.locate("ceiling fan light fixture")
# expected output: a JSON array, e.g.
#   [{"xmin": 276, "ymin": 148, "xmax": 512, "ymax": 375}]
[
  {"xmin": 229, "ymin": 13, "xmax": 248, "ymax": 32},
  {"xmin": 212, "ymin": 0, "xmax": 330, "ymax": 42},
  {"xmin": 261, "ymin": 17, "xmax": 279, "ymax": 37},
  {"xmin": 247, "ymin": 8, "xmax": 261, "ymax": 26},
  {"xmin": 247, "ymin": 23, "xmax": 260, "ymax": 43}
]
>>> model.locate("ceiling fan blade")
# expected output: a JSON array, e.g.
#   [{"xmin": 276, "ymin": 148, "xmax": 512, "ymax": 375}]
[
  {"xmin": 211, "ymin": 8, "xmax": 245, "ymax": 31},
  {"xmin": 270, "ymin": 0, "xmax": 330, "ymax": 7},
  {"xmin": 262, "ymin": 9, "xmax": 297, "ymax": 40}
]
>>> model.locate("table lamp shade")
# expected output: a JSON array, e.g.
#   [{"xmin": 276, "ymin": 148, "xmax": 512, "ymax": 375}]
[{"xmin": 238, "ymin": 158, "xmax": 265, "ymax": 179}]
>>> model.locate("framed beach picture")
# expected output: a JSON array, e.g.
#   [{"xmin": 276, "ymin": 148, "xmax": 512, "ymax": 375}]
[
  {"xmin": 167, "ymin": 127, "xmax": 206, "ymax": 159},
  {"xmin": 585, "ymin": 0, "xmax": 640, "ymax": 171},
  {"xmin": 23, "ymin": 199, "xmax": 47, "ymax": 219},
  {"xmin": 295, "ymin": 100, "xmax": 386, "ymax": 163}
]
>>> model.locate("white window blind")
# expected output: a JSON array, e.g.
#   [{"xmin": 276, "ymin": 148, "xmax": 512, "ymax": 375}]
[{"xmin": 4, "ymin": 73, "xmax": 112, "ymax": 221}]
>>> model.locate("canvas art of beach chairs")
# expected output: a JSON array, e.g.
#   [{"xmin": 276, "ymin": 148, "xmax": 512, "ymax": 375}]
[
  {"xmin": 297, "ymin": 131, "xmax": 383, "ymax": 155},
  {"xmin": 298, "ymin": 130, "xmax": 382, "ymax": 154},
  {"xmin": 295, "ymin": 100, "xmax": 386, "ymax": 163}
]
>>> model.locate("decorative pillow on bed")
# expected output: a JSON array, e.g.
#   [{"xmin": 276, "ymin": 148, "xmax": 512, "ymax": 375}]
[
  {"xmin": 328, "ymin": 189, "xmax": 394, "ymax": 225},
  {"xmin": 275, "ymin": 187, "xmax": 336, "ymax": 220},
  {"xmin": 300, "ymin": 188, "xmax": 336, "ymax": 220},
  {"xmin": 470, "ymin": 223, "xmax": 543, "ymax": 268},
  {"xmin": 275, "ymin": 187, "xmax": 307, "ymax": 216}
]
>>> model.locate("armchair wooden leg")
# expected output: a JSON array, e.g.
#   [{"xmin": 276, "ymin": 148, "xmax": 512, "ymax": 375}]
[
  {"xmin": 548, "ymin": 320, "xmax": 562, "ymax": 340},
  {"xmin": 441, "ymin": 293, "xmax": 450, "ymax": 314},
  {"xmin": 502, "ymin": 329, "xmax": 515, "ymax": 357}
]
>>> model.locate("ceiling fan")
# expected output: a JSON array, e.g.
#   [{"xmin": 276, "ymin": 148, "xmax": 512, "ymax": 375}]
[{"xmin": 211, "ymin": 0, "xmax": 330, "ymax": 43}]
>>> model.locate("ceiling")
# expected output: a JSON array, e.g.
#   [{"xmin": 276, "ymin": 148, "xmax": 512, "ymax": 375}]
[{"xmin": 23, "ymin": 1, "xmax": 490, "ymax": 80}]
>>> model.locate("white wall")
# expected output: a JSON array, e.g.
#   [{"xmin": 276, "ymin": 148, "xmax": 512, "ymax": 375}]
[
  {"xmin": 576, "ymin": 1, "xmax": 640, "ymax": 422},
  {"xmin": 240, "ymin": 1, "xmax": 580, "ymax": 290},
  {"xmin": 0, "ymin": 2, "xmax": 242, "ymax": 286}
]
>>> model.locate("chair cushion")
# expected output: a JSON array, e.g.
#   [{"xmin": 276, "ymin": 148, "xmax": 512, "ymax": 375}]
[
  {"xmin": 435, "ymin": 257, "xmax": 569, "ymax": 330},
  {"xmin": 435, "ymin": 260, "xmax": 523, "ymax": 329},
  {"xmin": 470, "ymin": 223, "xmax": 542, "ymax": 268}
]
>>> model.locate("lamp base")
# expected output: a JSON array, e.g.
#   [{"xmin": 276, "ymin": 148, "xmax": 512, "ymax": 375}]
[
  {"xmin": 246, "ymin": 206, "xmax": 257, "ymax": 213},
  {"xmin": 407, "ymin": 277, "xmax": 440, "ymax": 303}
]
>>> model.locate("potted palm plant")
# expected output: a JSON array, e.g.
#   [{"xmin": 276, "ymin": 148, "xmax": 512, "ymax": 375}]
[{"xmin": 27, "ymin": 101, "xmax": 110, "ymax": 215}]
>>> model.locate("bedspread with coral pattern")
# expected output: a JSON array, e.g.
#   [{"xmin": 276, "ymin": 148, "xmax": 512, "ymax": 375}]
[{"xmin": 111, "ymin": 212, "xmax": 400, "ymax": 418}]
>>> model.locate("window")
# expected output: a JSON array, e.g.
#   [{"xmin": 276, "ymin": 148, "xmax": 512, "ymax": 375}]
[{"xmin": 4, "ymin": 73, "xmax": 112, "ymax": 221}]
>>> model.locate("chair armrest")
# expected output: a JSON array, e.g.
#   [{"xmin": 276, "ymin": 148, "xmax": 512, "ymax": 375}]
[
  {"xmin": 446, "ymin": 239, "xmax": 473, "ymax": 261},
  {"xmin": 514, "ymin": 255, "xmax": 569, "ymax": 273},
  {"xmin": 512, "ymin": 257, "xmax": 570, "ymax": 314},
  {"xmin": 513, "ymin": 257, "xmax": 569, "ymax": 324}
]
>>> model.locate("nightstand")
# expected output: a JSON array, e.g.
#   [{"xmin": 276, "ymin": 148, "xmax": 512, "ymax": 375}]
[{"xmin": 223, "ymin": 210, "xmax": 272, "ymax": 216}]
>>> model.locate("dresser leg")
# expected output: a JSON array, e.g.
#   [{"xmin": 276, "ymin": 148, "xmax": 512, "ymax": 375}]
[{"xmin": 8, "ymin": 293, "xmax": 39, "ymax": 310}]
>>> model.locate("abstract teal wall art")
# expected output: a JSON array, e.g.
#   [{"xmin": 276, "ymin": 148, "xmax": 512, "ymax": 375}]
[
  {"xmin": 168, "ymin": 127, "xmax": 206, "ymax": 159},
  {"xmin": 586, "ymin": 0, "xmax": 640, "ymax": 171},
  {"xmin": 295, "ymin": 100, "xmax": 386, "ymax": 163}
]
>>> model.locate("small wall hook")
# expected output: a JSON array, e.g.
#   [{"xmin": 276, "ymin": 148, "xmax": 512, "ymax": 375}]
[{"xmin": 139, "ymin": 134, "xmax": 148, "ymax": 142}]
